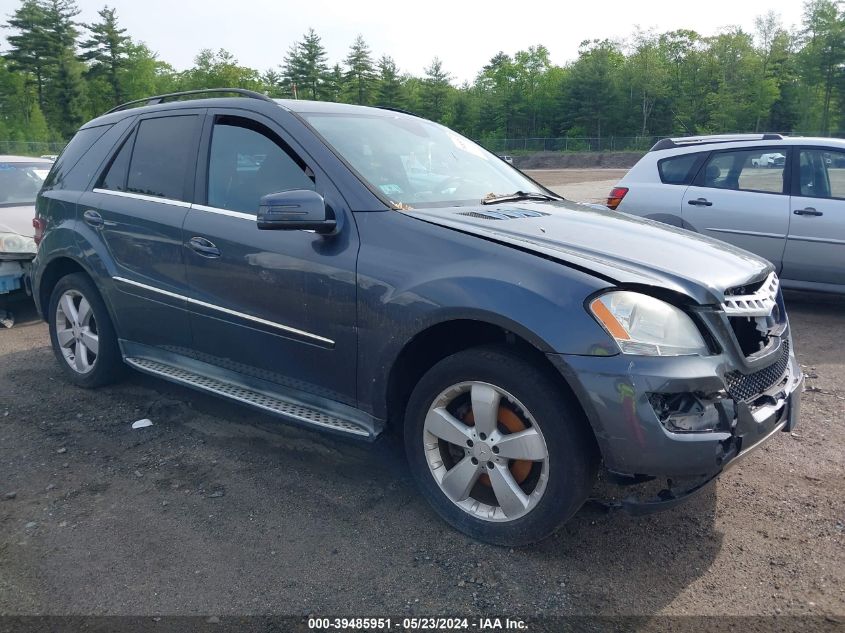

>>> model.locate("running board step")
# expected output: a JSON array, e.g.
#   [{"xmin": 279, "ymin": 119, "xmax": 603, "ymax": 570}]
[{"xmin": 125, "ymin": 357, "xmax": 372, "ymax": 438}]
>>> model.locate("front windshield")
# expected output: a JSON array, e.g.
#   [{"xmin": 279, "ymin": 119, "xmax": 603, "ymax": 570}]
[
  {"xmin": 302, "ymin": 112, "xmax": 547, "ymax": 207},
  {"xmin": 0, "ymin": 162, "xmax": 51, "ymax": 207}
]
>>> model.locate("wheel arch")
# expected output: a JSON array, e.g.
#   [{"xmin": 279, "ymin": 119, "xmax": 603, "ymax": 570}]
[
  {"xmin": 36, "ymin": 255, "xmax": 93, "ymax": 320},
  {"xmin": 383, "ymin": 317, "xmax": 596, "ymax": 450}
]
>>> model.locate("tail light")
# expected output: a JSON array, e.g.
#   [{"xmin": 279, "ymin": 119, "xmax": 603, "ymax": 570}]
[
  {"xmin": 33, "ymin": 217, "xmax": 46, "ymax": 245},
  {"xmin": 606, "ymin": 187, "xmax": 629, "ymax": 210}
]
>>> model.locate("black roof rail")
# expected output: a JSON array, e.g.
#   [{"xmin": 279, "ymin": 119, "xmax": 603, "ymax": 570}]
[
  {"xmin": 650, "ymin": 133, "xmax": 785, "ymax": 152},
  {"xmin": 104, "ymin": 88, "xmax": 276, "ymax": 115}
]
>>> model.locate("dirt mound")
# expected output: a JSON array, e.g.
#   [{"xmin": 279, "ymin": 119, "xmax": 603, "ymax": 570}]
[{"xmin": 515, "ymin": 151, "xmax": 645, "ymax": 170}]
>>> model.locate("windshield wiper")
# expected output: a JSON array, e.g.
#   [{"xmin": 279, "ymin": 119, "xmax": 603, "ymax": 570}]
[{"xmin": 481, "ymin": 190, "xmax": 562, "ymax": 205}]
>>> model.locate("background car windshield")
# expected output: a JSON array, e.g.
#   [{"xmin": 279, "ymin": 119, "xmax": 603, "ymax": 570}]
[
  {"xmin": 302, "ymin": 113, "xmax": 544, "ymax": 207},
  {"xmin": 0, "ymin": 162, "xmax": 50, "ymax": 207}
]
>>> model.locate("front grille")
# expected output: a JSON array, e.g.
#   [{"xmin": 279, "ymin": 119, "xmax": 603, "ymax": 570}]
[
  {"xmin": 724, "ymin": 340, "xmax": 790, "ymax": 403},
  {"xmin": 722, "ymin": 272, "xmax": 779, "ymax": 316}
]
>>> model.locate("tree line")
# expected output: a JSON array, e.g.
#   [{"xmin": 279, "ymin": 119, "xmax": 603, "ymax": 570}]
[{"xmin": 1, "ymin": 0, "xmax": 844, "ymax": 152}]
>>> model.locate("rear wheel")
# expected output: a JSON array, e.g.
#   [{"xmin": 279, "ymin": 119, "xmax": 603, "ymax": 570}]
[
  {"xmin": 48, "ymin": 273, "xmax": 124, "ymax": 388},
  {"xmin": 404, "ymin": 345, "xmax": 597, "ymax": 546}
]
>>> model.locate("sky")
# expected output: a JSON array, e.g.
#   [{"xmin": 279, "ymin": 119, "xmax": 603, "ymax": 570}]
[{"xmin": 1, "ymin": 0, "xmax": 807, "ymax": 83}]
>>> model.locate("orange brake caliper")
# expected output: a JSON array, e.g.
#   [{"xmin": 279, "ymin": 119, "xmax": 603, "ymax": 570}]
[{"xmin": 463, "ymin": 407, "xmax": 532, "ymax": 486}]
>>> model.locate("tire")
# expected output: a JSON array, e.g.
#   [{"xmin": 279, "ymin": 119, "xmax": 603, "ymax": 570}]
[
  {"xmin": 48, "ymin": 272, "xmax": 125, "ymax": 388},
  {"xmin": 404, "ymin": 345, "xmax": 598, "ymax": 546}
]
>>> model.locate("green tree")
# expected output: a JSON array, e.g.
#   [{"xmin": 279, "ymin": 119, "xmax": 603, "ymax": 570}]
[
  {"xmin": 180, "ymin": 48, "xmax": 261, "ymax": 91},
  {"xmin": 122, "ymin": 42, "xmax": 176, "ymax": 100},
  {"xmin": 262, "ymin": 68, "xmax": 284, "ymax": 97},
  {"xmin": 324, "ymin": 63, "xmax": 346, "ymax": 102},
  {"xmin": 0, "ymin": 57, "xmax": 35, "ymax": 145},
  {"xmin": 420, "ymin": 57, "xmax": 451, "ymax": 122},
  {"xmin": 513, "ymin": 45, "xmax": 553, "ymax": 136},
  {"xmin": 560, "ymin": 40, "xmax": 625, "ymax": 141},
  {"xmin": 343, "ymin": 35, "xmax": 376, "ymax": 104},
  {"xmin": 657, "ymin": 30, "xmax": 706, "ymax": 134},
  {"xmin": 50, "ymin": 48, "xmax": 86, "ymax": 137},
  {"xmin": 702, "ymin": 29, "xmax": 773, "ymax": 133},
  {"xmin": 26, "ymin": 100, "xmax": 50, "ymax": 143},
  {"xmin": 376, "ymin": 55, "xmax": 403, "ymax": 107},
  {"xmin": 282, "ymin": 28, "xmax": 329, "ymax": 100},
  {"xmin": 625, "ymin": 30, "xmax": 670, "ymax": 135},
  {"xmin": 752, "ymin": 12, "xmax": 793, "ymax": 131},
  {"xmin": 449, "ymin": 84, "xmax": 479, "ymax": 137},
  {"xmin": 39, "ymin": 0, "xmax": 86, "ymax": 137},
  {"xmin": 4, "ymin": 0, "xmax": 52, "ymax": 109},
  {"xmin": 797, "ymin": 0, "xmax": 844, "ymax": 133},
  {"xmin": 476, "ymin": 52, "xmax": 518, "ymax": 137},
  {"xmin": 79, "ymin": 5, "xmax": 131, "ymax": 107}
]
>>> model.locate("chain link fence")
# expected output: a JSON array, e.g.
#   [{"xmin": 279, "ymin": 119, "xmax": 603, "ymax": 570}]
[
  {"xmin": 477, "ymin": 132, "xmax": 845, "ymax": 154},
  {"xmin": 476, "ymin": 137, "xmax": 657, "ymax": 153},
  {"xmin": 0, "ymin": 141, "xmax": 66, "ymax": 157}
]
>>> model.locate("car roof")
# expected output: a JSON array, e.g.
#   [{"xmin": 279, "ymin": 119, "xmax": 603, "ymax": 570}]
[
  {"xmin": 0, "ymin": 155, "xmax": 55, "ymax": 163},
  {"xmin": 81, "ymin": 96, "xmax": 415, "ymax": 130},
  {"xmin": 274, "ymin": 99, "xmax": 407, "ymax": 117},
  {"xmin": 648, "ymin": 137, "xmax": 845, "ymax": 157}
]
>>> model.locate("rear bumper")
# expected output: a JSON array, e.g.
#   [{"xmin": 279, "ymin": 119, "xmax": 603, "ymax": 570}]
[{"xmin": 548, "ymin": 339, "xmax": 802, "ymax": 480}]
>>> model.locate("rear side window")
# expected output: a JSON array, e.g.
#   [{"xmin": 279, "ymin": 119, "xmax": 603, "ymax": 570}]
[
  {"xmin": 99, "ymin": 130, "xmax": 135, "ymax": 192},
  {"xmin": 126, "ymin": 116, "xmax": 200, "ymax": 200},
  {"xmin": 42, "ymin": 125, "xmax": 111, "ymax": 191},
  {"xmin": 657, "ymin": 153, "xmax": 703, "ymax": 185},
  {"xmin": 698, "ymin": 149, "xmax": 785, "ymax": 194}
]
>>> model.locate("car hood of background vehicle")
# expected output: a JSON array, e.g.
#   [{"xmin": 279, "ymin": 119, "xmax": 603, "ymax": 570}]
[
  {"xmin": 405, "ymin": 200, "xmax": 772, "ymax": 305},
  {"xmin": 0, "ymin": 205, "xmax": 36, "ymax": 238}
]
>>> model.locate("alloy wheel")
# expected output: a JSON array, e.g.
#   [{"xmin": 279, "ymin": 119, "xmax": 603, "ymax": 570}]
[
  {"xmin": 55, "ymin": 289, "xmax": 99, "ymax": 375},
  {"xmin": 423, "ymin": 381, "xmax": 549, "ymax": 522}
]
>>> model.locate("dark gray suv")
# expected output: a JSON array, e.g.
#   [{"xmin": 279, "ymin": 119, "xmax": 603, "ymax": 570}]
[{"xmin": 32, "ymin": 89, "xmax": 802, "ymax": 545}]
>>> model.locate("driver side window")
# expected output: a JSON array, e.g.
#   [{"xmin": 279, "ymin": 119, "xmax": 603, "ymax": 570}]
[
  {"xmin": 207, "ymin": 117, "xmax": 314, "ymax": 214},
  {"xmin": 799, "ymin": 149, "xmax": 845, "ymax": 199}
]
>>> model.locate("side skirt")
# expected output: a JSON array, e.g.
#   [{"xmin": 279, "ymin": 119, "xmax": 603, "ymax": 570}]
[{"xmin": 120, "ymin": 341, "xmax": 382, "ymax": 440}]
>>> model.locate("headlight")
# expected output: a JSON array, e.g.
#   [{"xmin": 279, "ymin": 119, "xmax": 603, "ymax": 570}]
[
  {"xmin": 589, "ymin": 291, "xmax": 708, "ymax": 356},
  {"xmin": 0, "ymin": 232, "xmax": 37, "ymax": 255}
]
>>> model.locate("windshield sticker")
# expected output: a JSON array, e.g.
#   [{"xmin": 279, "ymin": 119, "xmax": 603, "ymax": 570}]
[
  {"xmin": 32, "ymin": 169, "xmax": 50, "ymax": 180},
  {"xmin": 446, "ymin": 131, "xmax": 488, "ymax": 160},
  {"xmin": 379, "ymin": 184, "xmax": 404, "ymax": 196}
]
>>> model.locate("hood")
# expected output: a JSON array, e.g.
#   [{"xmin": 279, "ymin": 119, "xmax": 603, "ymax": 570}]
[
  {"xmin": 0, "ymin": 205, "xmax": 36, "ymax": 238},
  {"xmin": 405, "ymin": 200, "xmax": 772, "ymax": 305}
]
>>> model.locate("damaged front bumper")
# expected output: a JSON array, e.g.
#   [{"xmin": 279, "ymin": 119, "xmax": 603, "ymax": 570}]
[
  {"xmin": 0, "ymin": 258, "xmax": 33, "ymax": 295},
  {"xmin": 549, "ymin": 334, "xmax": 802, "ymax": 512}
]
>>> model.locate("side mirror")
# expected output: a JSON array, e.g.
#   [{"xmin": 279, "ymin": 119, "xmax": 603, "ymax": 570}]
[{"xmin": 257, "ymin": 189, "xmax": 337, "ymax": 234}]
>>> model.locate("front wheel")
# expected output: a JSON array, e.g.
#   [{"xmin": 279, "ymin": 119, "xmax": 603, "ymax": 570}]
[{"xmin": 404, "ymin": 346, "xmax": 598, "ymax": 546}]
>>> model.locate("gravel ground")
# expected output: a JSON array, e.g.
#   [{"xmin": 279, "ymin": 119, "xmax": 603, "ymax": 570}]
[
  {"xmin": 0, "ymin": 173, "xmax": 843, "ymax": 619},
  {"xmin": 525, "ymin": 168, "xmax": 626, "ymax": 204}
]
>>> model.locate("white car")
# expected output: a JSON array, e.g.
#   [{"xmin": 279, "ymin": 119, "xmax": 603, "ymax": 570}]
[
  {"xmin": 607, "ymin": 134, "xmax": 845, "ymax": 294},
  {"xmin": 751, "ymin": 152, "xmax": 786, "ymax": 168},
  {"xmin": 1, "ymin": 155, "xmax": 53, "ymax": 296}
]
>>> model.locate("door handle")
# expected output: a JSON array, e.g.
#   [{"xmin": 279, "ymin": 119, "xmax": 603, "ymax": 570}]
[
  {"xmin": 793, "ymin": 207, "xmax": 823, "ymax": 216},
  {"xmin": 687, "ymin": 198, "xmax": 713, "ymax": 207},
  {"xmin": 83, "ymin": 209, "xmax": 104, "ymax": 227},
  {"xmin": 187, "ymin": 236, "xmax": 221, "ymax": 258}
]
